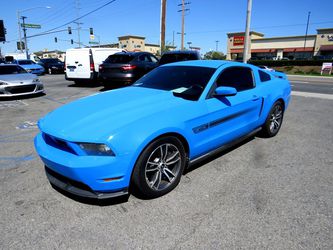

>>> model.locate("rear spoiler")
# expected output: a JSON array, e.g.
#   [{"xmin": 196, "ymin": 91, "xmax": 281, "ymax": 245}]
[{"xmin": 271, "ymin": 71, "xmax": 287, "ymax": 80}]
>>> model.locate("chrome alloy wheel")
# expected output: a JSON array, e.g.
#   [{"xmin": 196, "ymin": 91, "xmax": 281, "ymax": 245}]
[
  {"xmin": 269, "ymin": 104, "xmax": 283, "ymax": 134},
  {"xmin": 145, "ymin": 143, "xmax": 182, "ymax": 191}
]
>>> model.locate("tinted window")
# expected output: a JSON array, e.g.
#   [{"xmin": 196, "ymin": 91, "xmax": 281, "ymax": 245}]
[
  {"xmin": 216, "ymin": 67, "xmax": 254, "ymax": 91},
  {"xmin": 41, "ymin": 59, "xmax": 61, "ymax": 63},
  {"xmin": 104, "ymin": 54, "xmax": 135, "ymax": 63},
  {"xmin": 159, "ymin": 53, "xmax": 199, "ymax": 65},
  {"xmin": 138, "ymin": 54, "xmax": 151, "ymax": 62},
  {"xmin": 133, "ymin": 66, "xmax": 216, "ymax": 101},
  {"xmin": 0, "ymin": 65, "xmax": 27, "ymax": 75},
  {"xmin": 18, "ymin": 60, "xmax": 35, "ymax": 65},
  {"xmin": 259, "ymin": 70, "xmax": 271, "ymax": 82}
]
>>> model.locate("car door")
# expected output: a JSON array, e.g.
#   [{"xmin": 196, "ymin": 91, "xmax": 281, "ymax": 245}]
[{"xmin": 193, "ymin": 66, "xmax": 263, "ymax": 155}]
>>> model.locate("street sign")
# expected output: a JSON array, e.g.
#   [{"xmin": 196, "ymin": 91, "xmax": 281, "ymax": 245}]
[
  {"xmin": 21, "ymin": 23, "xmax": 41, "ymax": 29},
  {"xmin": 321, "ymin": 62, "xmax": 332, "ymax": 75},
  {"xmin": 89, "ymin": 41, "xmax": 99, "ymax": 44},
  {"xmin": 90, "ymin": 35, "xmax": 95, "ymax": 40}
]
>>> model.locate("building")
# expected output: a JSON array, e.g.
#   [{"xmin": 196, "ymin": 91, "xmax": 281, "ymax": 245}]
[
  {"xmin": 226, "ymin": 28, "xmax": 333, "ymax": 60},
  {"xmin": 91, "ymin": 35, "xmax": 176, "ymax": 55},
  {"xmin": 34, "ymin": 50, "xmax": 66, "ymax": 62}
]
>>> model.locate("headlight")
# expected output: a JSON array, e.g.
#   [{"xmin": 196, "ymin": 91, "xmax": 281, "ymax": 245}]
[
  {"xmin": 33, "ymin": 78, "xmax": 41, "ymax": 83},
  {"xmin": 77, "ymin": 143, "xmax": 115, "ymax": 156},
  {"xmin": 0, "ymin": 81, "xmax": 8, "ymax": 86}
]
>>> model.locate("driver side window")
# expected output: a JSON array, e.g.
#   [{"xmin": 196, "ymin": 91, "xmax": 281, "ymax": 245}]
[{"xmin": 216, "ymin": 66, "xmax": 255, "ymax": 91}]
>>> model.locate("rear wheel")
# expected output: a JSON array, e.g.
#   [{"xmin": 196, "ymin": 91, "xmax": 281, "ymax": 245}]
[
  {"xmin": 132, "ymin": 136, "xmax": 186, "ymax": 199},
  {"xmin": 260, "ymin": 101, "xmax": 284, "ymax": 137}
]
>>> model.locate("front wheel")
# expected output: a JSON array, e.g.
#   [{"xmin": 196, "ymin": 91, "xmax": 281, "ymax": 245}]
[
  {"xmin": 260, "ymin": 100, "xmax": 284, "ymax": 138},
  {"xmin": 132, "ymin": 136, "xmax": 186, "ymax": 199}
]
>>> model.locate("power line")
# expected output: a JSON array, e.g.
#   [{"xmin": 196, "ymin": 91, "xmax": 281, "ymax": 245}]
[{"xmin": 29, "ymin": 0, "xmax": 117, "ymax": 38}]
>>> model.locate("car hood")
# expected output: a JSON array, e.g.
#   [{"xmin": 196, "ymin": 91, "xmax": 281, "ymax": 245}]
[
  {"xmin": 1, "ymin": 73, "xmax": 36, "ymax": 84},
  {"xmin": 39, "ymin": 87, "xmax": 188, "ymax": 142}
]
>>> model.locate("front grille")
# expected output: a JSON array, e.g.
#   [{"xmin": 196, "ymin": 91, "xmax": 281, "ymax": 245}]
[
  {"xmin": 43, "ymin": 133, "xmax": 77, "ymax": 155},
  {"xmin": 5, "ymin": 84, "xmax": 36, "ymax": 94}
]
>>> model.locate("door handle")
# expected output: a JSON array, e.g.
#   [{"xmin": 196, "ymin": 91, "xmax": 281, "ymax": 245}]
[{"xmin": 252, "ymin": 95, "xmax": 260, "ymax": 101}]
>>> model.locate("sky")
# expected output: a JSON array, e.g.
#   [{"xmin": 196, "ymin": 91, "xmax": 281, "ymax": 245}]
[{"xmin": 1, "ymin": 0, "xmax": 333, "ymax": 56}]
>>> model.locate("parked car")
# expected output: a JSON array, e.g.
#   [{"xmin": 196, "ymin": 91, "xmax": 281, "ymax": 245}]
[
  {"xmin": 0, "ymin": 64, "xmax": 44, "ymax": 97},
  {"xmin": 38, "ymin": 58, "xmax": 64, "ymax": 74},
  {"xmin": 258, "ymin": 65, "xmax": 275, "ymax": 72},
  {"xmin": 65, "ymin": 47, "xmax": 123, "ymax": 83},
  {"xmin": 34, "ymin": 60, "xmax": 291, "ymax": 200},
  {"xmin": 13, "ymin": 59, "xmax": 45, "ymax": 75},
  {"xmin": 159, "ymin": 50, "xmax": 201, "ymax": 65},
  {"xmin": 98, "ymin": 52, "xmax": 159, "ymax": 85}
]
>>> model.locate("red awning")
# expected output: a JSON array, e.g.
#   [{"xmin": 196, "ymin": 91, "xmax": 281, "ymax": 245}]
[
  {"xmin": 295, "ymin": 47, "xmax": 314, "ymax": 52},
  {"xmin": 230, "ymin": 49, "xmax": 243, "ymax": 53},
  {"xmin": 320, "ymin": 45, "xmax": 333, "ymax": 51},
  {"xmin": 251, "ymin": 49, "xmax": 271, "ymax": 53},
  {"xmin": 284, "ymin": 48, "xmax": 295, "ymax": 52}
]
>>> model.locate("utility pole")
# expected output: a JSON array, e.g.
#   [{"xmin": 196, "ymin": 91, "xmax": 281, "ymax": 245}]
[
  {"xmin": 75, "ymin": 0, "xmax": 82, "ymax": 48},
  {"xmin": 215, "ymin": 40, "xmax": 219, "ymax": 51},
  {"xmin": 21, "ymin": 16, "xmax": 29, "ymax": 59},
  {"xmin": 160, "ymin": 0, "xmax": 167, "ymax": 53},
  {"xmin": 243, "ymin": 0, "xmax": 252, "ymax": 63},
  {"xmin": 172, "ymin": 30, "xmax": 175, "ymax": 46},
  {"xmin": 17, "ymin": 10, "xmax": 23, "ymax": 53},
  {"xmin": 178, "ymin": 0, "xmax": 190, "ymax": 50},
  {"xmin": 303, "ymin": 11, "xmax": 311, "ymax": 57}
]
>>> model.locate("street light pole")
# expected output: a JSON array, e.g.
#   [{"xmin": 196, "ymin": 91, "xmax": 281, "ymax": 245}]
[
  {"xmin": 21, "ymin": 16, "xmax": 29, "ymax": 59},
  {"xmin": 243, "ymin": 0, "xmax": 252, "ymax": 63}
]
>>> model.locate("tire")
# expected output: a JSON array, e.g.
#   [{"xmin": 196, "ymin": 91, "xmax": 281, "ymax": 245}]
[
  {"xmin": 132, "ymin": 136, "xmax": 186, "ymax": 199},
  {"xmin": 260, "ymin": 100, "xmax": 284, "ymax": 138},
  {"xmin": 48, "ymin": 68, "xmax": 52, "ymax": 74}
]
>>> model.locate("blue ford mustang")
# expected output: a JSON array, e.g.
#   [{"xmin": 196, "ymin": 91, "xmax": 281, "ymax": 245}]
[{"xmin": 34, "ymin": 60, "xmax": 291, "ymax": 199}]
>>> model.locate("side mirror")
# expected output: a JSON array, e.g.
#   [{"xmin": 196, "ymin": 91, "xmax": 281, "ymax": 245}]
[{"xmin": 214, "ymin": 86, "xmax": 237, "ymax": 97}]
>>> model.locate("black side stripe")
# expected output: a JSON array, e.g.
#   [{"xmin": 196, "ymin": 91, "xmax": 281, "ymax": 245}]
[{"xmin": 192, "ymin": 108, "xmax": 253, "ymax": 134}]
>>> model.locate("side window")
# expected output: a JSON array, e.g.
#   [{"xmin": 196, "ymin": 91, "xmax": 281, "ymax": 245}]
[
  {"xmin": 259, "ymin": 70, "xmax": 271, "ymax": 82},
  {"xmin": 150, "ymin": 55, "xmax": 158, "ymax": 63},
  {"xmin": 138, "ymin": 54, "xmax": 151, "ymax": 62},
  {"xmin": 216, "ymin": 66, "xmax": 254, "ymax": 91}
]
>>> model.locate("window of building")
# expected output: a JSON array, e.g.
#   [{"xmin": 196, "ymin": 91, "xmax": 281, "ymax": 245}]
[
  {"xmin": 258, "ymin": 70, "xmax": 271, "ymax": 82},
  {"xmin": 216, "ymin": 66, "xmax": 254, "ymax": 91}
]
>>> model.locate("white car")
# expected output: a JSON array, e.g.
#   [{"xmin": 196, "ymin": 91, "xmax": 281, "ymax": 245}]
[{"xmin": 0, "ymin": 64, "xmax": 44, "ymax": 97}]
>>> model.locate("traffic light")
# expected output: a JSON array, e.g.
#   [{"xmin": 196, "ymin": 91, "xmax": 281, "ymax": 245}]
[
  {"xmin": 70, "ymin": 39, "xmax": 73, "ymax": 44},
  {"xmin": 16, "ymin": 41, "xmax": 25, "ymax": 50},
  {"xmin": 0, "ymin": 20, "xmax": 5, "ymax": 42},
  {"xmin": 54, "ymin": 37, "xmax": 57, "ymax": 43},
  {"xmin": 89, "ymin": 28, "xmax": 93, "ymax": 35},
  {"xmin": 68, "ymin": 26, "xmax": 72, "ymax": 34}
]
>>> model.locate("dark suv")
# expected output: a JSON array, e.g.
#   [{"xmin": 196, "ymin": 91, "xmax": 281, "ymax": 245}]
[
  {"xmin": 38, "ymin": 58, "xmax": 65, "ymax": 74},
  {"xmin": 98, "ymin": 52, "xmax": 159, "ymax": 85},
  {"xmin": 159, "ymin": 50, "xmax": 201, "ymax": 65}
]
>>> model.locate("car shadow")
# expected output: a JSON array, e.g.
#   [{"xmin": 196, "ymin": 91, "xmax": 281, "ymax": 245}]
[
  {"xmin": 51, "ymin": 184, "xmax": 129, "ymax": 206},
  {"xmin": 0, "ymin": 92, "xmax": 45, "ymax": 101},
  {"xmin": 67, "ymin": 81, "xmax": 102, "ymax": 88},
  {"xmin": 184, "ymin": 135, "xmax": 255, "ymax": 174},
  {"xmin": 100, "ymin": 82, "xmax": 132, "ymax": 92}
]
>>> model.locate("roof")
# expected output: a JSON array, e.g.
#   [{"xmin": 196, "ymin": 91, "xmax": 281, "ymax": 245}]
[
  {"xmin": 227, "ymin": 31, "xmax": 264, "ymax": 37},
  {"xmin": 118, "ymin": 35, "xmax": 145, "ymax": 40},
  {"xmin": 161, "ymin": 60, "xmax": 245, "ymax": 69},
  {"xmin": 145, "ymin": 43, "xmax": 160, "ymax": 47},
  {"xmin": 316, "ymin": 28, "xmax": 333, "ymax": 32}
]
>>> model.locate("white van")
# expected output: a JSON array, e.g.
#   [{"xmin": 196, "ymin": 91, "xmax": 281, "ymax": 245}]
[{"xmin": 65, "ymin": 47, "xmax": 123, "ymax": 82}]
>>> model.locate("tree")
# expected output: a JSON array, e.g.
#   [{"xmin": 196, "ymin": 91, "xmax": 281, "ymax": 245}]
[{"xmin": 204, "ymin": 51, "xmax": 226, "ymax": 60}]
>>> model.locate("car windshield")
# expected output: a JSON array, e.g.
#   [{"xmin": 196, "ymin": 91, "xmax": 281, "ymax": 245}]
[
  {"xmin": 42, "ymin": 59, "xmax": 61, "ymax": 63},
  {"xmin": 0, "ymin": 65, "xmax": 27, "ymax": 74},
  {"xmin": 133, "ymin": 66, "xmax": 216, "ymax": 101},
  {"xmin": 104, "ymin": 54, "xmax": 135, "ymax": 63},
  {"xmin": 18, "ymin": 60, "xmax": 35, "ymax": 65},
  {"xmin": 159, "ymin": 53, "xmax": 198, "ymax": 65}
]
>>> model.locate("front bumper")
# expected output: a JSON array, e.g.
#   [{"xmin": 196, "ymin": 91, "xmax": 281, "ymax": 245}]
[
  {"xmin": 34, "ymin": 133, "xmax": 132, "ymax": 198},
  {"xmin": 0, "ymin": 83, "xmax": 44, "ymax": 97}
]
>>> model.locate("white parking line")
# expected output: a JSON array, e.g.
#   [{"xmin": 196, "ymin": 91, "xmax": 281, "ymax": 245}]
[
  {"xmin": 292, "ymin": 91, "xmax": 333, "ymax": 100},
  {"xmin": 290, "ymin": 81, "xmax": 310, "ymax": 84}
]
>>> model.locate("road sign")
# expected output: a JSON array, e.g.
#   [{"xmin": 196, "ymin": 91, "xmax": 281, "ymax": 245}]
[
  {"xmin": 321, "ymin": 62, "xmax": 332, "ymax": 75},
  {"xmin": 21, "ymin": 23, "xmax": 41, "ymax": 29},
  {"xmin": 90, "ymin": 35, "xmax": 95, "ymax": 40},
  {"xmin": 89, "ymin": 41, "xmax": 99, "ymax": 44},
  {"xmin": 17, "ymin": 41, "xmax": 25, "ymax": 50}
]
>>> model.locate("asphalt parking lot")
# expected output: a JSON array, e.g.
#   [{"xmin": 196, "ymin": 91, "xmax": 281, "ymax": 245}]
[{"xmin": 1, "ymin": 74, "xmax": 333, "ymax": 249}]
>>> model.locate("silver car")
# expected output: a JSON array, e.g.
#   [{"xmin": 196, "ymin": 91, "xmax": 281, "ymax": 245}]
[{"xmin": 0, "ymin": 64, "xmax": 44, "ymax": 97}]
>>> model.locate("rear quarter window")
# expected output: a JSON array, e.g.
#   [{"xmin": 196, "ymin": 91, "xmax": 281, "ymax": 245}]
[{"xmin": 259, "ymin": 70, "xmax": 271, "ymax": 82}]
